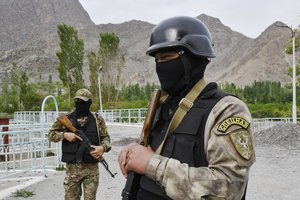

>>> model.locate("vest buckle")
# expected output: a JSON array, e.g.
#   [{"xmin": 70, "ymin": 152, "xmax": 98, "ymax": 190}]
[{"xmin": 179, "ymin": 98, "xmax": 193, "ymax": 112}]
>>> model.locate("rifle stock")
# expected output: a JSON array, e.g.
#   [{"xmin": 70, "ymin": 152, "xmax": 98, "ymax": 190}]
[
  {"xmin": 57, "ymin": 115, "xmax": 117, "ymax": 178},
  {"xmin": 139, "ymin": 90, "xmax": 161, "ymax": 146},
  {"xmin": 122, "ymin": 89, "xmax": 161, "ymax": 200},
  {"xmin": 57, "ymin": 115, "xmax": 77, "ymax": 134}
]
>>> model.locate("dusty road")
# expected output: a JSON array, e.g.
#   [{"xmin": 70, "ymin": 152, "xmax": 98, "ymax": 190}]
[{"xmin": 1, "ymin": 124, "xmax": 299, "ymax": 200}]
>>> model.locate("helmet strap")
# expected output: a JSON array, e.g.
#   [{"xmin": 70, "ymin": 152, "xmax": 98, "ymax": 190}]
[{"xmin": 179, "ymin": 51, "xmax": 192, "ymax": 84}]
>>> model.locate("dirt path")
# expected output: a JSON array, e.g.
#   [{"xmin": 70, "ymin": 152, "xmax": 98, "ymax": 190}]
[{"xmin": 247, "ymin": 147, "xmax": 300, "ymax": 199}]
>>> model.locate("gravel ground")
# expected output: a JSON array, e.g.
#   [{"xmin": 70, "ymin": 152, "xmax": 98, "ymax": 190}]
[{"xmin": 1, "ymin": 124, "xmax": 300, "ymax": 200}]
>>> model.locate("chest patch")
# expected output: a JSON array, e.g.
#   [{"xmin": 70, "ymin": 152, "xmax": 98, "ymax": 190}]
[
  {"xmin": 217, "ymin": 117, "xmax": 249, "ymax": 132},
  {"xmin": 230, "ymin": 129, "xmax": 253, "ymax": 160}
]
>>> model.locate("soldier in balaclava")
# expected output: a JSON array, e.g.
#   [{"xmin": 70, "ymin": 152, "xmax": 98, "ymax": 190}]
[
  {"xmin": 48, "ymin": 88, "xmax": 111, "ymax": 200},
  {"xmin": 118, "ymin": 16, "xmax": 255, "ymax": 200}
]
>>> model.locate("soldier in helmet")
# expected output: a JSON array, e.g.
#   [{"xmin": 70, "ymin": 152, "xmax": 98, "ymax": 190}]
[
  {"xmin": 118, "ymin": 16, "xmax": 255, "ymax": 200},
  {"xmin": 48, "ymin": 88, "xmax": 111, "ymax": 200}
]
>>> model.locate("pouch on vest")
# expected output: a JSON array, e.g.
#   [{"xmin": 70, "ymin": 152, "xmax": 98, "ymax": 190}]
[{"xmin": 61, "ymin": 140, "xmax": 80, "ymax": 162}]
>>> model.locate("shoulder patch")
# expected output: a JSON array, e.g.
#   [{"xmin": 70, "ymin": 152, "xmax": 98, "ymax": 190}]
[
  {"xmin": 217, "ymin": 117, "xmax": 249, "ymax": 133},
  {"xmin": 230, "ymin": 129, "xmax": 253, "ymax": 160}
]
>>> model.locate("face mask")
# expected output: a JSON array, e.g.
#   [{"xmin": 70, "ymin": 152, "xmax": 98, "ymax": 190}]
[
  {"xmin": 75, "ymin": 100, "xmax": 91, "ymax": 117},
  {"xmin": 156, "ymin": 57, "xmax": 185, "ymax": 95}
]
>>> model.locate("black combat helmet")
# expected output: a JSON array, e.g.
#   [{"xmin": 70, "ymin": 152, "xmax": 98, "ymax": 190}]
[{"xmin": 146, "ymin": 16, "xmax": 215, "ymax": 58}]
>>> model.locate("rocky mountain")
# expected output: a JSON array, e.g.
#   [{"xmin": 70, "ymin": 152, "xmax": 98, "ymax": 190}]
[{"xmin": 0, "ymin": 0, "xmax": 296, "ymax": 88}]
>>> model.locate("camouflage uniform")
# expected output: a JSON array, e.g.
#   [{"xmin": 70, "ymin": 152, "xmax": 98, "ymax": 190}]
[
  {"xmin": 130, "ymin": 16, "xmax": 255, "ymax": 200},
  {"xmin": 48, "ymin": 114, "xmax": 111, "ymax": 151},
  {"xmin": 48, "ymin": 88, "xmax": 111, "ymax": 200},
  {"xmin": 145, "ymin": 95, "xmax": 255, "ymax": 200},
  {"xmin": 64, "ymin": 163, "xmax": 99, "ymax": 200}
]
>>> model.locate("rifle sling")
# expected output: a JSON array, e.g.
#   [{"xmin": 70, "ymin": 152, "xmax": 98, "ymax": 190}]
[
  {"xmin": 75, "ymin": 129, "xmax": 94, "ymax": 163},
  {"xmin": 76, "ymin": 140, "xmax": 90, "ymax": 162},
  {"xmin": 155, "ymin": 79, "xmax": 207, "ymax": 154}
]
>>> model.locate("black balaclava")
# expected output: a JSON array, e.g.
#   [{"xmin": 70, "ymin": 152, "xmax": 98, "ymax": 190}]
[
  {"xmin": 156, "ymin": 51, "xmax": 209, "ymax": 97},
  {"xmin": 75, "ymin": 99, "xmax": 92, "ymax": 117},
  {"xmin": 156, "ymin": 57, "xmax": 185, "ymax": 95}
]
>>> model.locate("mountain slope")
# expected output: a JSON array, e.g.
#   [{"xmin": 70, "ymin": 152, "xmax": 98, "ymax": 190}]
[{"xmin": 0, "ymin": 0, "xmax": 295, "ymax": 88}]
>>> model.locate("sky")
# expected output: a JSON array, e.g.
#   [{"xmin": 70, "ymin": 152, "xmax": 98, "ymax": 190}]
[{"xmin": 78, "ymin": 0, "xmax": 300, "ymax": 38}]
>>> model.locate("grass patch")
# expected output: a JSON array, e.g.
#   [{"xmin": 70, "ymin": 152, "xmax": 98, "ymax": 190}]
[
  {"xmin": 55, "ymin": 164, "xmax": 65, "ymax": 171},
  {"xmin": 11, "ymin": 190, "xmax": 35, "ymax": 198}
]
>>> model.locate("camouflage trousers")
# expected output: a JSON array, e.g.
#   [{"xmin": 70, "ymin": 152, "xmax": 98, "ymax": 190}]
[{"xmin": 64, "ymin": 163, "xmax": 99, "ymax": 200}]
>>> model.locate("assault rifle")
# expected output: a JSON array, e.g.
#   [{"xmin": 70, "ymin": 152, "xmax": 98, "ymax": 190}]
[
  {"xmin": 57, "ymin": 115, "xmax": 117, "ymax": 178},
  {"xmin": 121, "ymin": 90, "xmax": 161, "ymax": 200}
]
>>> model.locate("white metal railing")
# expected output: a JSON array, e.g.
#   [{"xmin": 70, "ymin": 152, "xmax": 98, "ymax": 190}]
[
  {"xmin": 13, "ymin": 110, "xmax": 297, "ymax": 132},
  {"xmin": 13, "ymin": 111, "xmax": 68, "ymax": 124},
  {"xmin": 252, "ymin": 118, "xmax": 296, "ymax": 132},
  {"xmin": 14, "ymin": 109, "xmax": 148, "ymax": 124},
  {"xmin": 101, "ymin": 108, "xmax": 147, "ymax": 124},
  {"xmin": 13, "ymin": 111, "xmax": 298, "ymax": 132},
  {"xmin": 0, "ymin": 123, "xmax": 59, "ymax": 179}
]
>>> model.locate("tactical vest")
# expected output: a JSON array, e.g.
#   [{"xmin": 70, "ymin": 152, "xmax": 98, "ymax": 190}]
[
  {"xmin": 138, "ymin": 83, "xmax": 228, "ymax": 200},
  {"xmin": 61, "ymin": 112, "xmax": 100, "ymax": 163}
]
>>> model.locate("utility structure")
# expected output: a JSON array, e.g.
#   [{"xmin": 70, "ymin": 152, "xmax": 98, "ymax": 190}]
[
  {"xmin": 98, "ymin": 66, "xmax": 103, "ymax": 113},
  {"xmin": 275, "ymin": 23, "xmax": 297, "ymax": 124}
]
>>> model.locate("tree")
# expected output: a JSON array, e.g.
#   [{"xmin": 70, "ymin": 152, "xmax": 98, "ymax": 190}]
[
  {"xmin": 0, "ymin": 77, "xmax": 9, "ymax": 112},
  {"xmin": 19, "ymin": 72, "xmax": 29, "ymax": 109},
  {"xmin": 0, "ymin": 63, "xmax": 40, "ymax": 113},
  {"xmin": 284, "ymin": 29, "xmax": 300, "ymax": 86},
  {"xmin": 98, "ymin": 32, "xmax": 120, "ymax": 73},
  {"xmin": 48, "ymin": 75, "xmax": 53, "ymax": 83},
  {"xmin": 10, "ymin": 62, "xmax": 20, "ymax": 109},
  {"xmin": 115, "ymin": 55, "xmax": 126, "ymax": 106},
  {"xmin": 56, "ymin": 23, "xmax": 85, "ymax": 104},
  {"xmin": 87, "ymin": 51, "xmax": 99, "ymax": 111},
  {"xmin": 98, "ymin": 32, "xmax": 120, "ymax": 103}
]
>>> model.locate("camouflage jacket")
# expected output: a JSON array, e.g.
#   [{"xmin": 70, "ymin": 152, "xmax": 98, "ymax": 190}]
[
  {"xmin": 145, "ymin": 95, "xmax": 255, "ymax": 200},
  {"xmin": 48, "ymin": 112, "xmax": 111, "ymax": 152}
]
